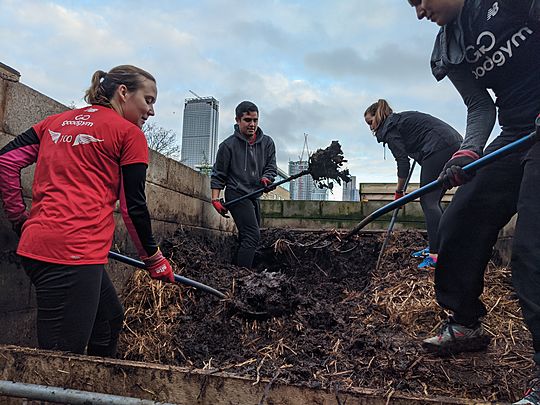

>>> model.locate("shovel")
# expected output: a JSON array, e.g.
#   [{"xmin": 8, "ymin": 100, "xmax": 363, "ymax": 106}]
[
  {"xmin": 346, "ymin": 130, "xmax": 537, "ymax": 239},
  {"xmin": 375, "ymin": 160, "xmax": 416, "ymax": 270},
  {"xmin": 223, "ymin": 169, "xmax": 309, "ymax": 208},
  {"xmin": 222, "ymin": 141, "xmax": 351, "ymax": 208},
  {"xmin": 108, "ymin": 251, "xmax": 226, "ymax": 298}
]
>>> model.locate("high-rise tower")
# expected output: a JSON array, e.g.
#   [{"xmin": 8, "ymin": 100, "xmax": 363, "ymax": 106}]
[{"xmin": 181, "ymin": 94, "xmax": 219, "ymax": 170}]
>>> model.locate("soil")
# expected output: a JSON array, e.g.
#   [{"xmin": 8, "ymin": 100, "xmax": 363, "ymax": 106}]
[
  {"xmin": 308, "ymin": 140, "xmax": 351, "ymax": 189},
  {"xmin": 118, "ymin": 228, "xmax": 533, "ymax": 403}
]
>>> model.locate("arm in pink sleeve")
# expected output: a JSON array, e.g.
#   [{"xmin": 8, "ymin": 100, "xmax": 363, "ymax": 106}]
[{"xmin": 0, "ymin": 128, "xmax": 39, "ymax": 222}]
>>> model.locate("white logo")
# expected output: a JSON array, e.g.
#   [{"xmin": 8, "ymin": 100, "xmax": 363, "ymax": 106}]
[
  {"xmin": 73, "ymin": 134, "xmax": 104, "ymax": 146},
  {"xmin": 466, "ymin": 26, "xmax": 534, "ymax": 79},
  {"xmin": 61, "ymin": 119, "xmax": 93, "ymax": 127},
  {"xmin": 487, "ymin": 2, "xmax": 499, "ymax": 20},
  {"xmin": 84, "ymin": 108, "xmax": 98, "ymax": 113},
  {"xmin": 75, "ymin": 114, "xmax": 91, "ymax": 121},
  {"xmin": 49, "ymin": 129, "xmax": 61, "ymax": 144}
]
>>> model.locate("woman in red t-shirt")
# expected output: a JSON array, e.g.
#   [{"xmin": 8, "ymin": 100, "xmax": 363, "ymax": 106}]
[{"xmin": 0, "ymin": 65, "xmax": 173, "ymax": 357}]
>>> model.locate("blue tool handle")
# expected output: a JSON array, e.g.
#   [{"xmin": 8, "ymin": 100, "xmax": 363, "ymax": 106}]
[{"xmin": 346, "ymin": 131, "xmax": 537, "ymax": 238}]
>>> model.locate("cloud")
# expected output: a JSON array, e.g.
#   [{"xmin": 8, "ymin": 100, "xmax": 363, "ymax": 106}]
[
  {"xmin": 304, "ymin": 43, "xmax": 429, "ymax": 81},
  {"xmin": 0, "ymin": 0, "xmax": 465, "ymax": 187}
]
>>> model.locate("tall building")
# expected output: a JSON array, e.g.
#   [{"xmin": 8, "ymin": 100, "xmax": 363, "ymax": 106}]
[
  {"xmin": 181, "ymin": 96, "xmax": 219, "ymax": 170},
  {"xmin": 342, "ymin": 175, "xmax": 359, "ymax": 201},
  {"xmin": 288, "ymin": 160, "xmax": 328, "ymax": 201}
]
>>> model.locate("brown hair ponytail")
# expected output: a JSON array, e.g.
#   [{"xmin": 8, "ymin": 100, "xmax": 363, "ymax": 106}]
[
  {"xmin": 84, "ymin": 65, "xmax": 156, "ymax": 107},
  {"xmin": 364, "ymin": 99, "xmax": 393, "ymax": 131}
]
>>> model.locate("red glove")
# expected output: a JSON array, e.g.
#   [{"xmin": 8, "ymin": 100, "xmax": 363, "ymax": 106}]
[
  {"xmin": 260, "ymin": 177, "xmax": 274, "ymax": 192},
  {"xmin": 438, "ymin": 150, "xmax": 480, "ymax": 190},
  {"xmin": 142, "ymin": 249, "xmax": 175, "ymax": 283},
  {"xmin": 394, "ymin": 190, "xmax": 404, "ymax": 200},
  {"xmin": 212, "ymin": 198, "xmax": 229, "ymax": 218}
]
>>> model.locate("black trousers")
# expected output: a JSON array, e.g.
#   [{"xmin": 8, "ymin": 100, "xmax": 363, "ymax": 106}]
[
  {"xmin": 434, "ymin": 127, "xmax": 540, "ymax": 363},
  {"xmin": 22, "ymin": 257, "xmax": 124, "ymax": 357},
  {"xmin": 419, "ymin": 142, "xmax": 460, "ymax": 254},
  {"xmin": 225, "ymin": 189, "xmax": 261, "ymax": 268}
]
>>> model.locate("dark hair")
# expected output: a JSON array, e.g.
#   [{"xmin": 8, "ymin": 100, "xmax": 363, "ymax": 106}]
[
  {"xmin": 235, "ymin": 101, "xmax": 259, "ymax": 119},
  {"xmin": 364, "ymin": 99, "xmax": 393, "ymax": 131},
  {"xmin": 84, "ymin": 65, "xmax": 156, "ymax": 107}
]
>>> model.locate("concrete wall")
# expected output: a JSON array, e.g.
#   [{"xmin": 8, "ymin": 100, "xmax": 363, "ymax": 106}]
[
  {"xmin": 261, "ymin": 199, "xmax": 426, "ymax": 230},
  {"xmin": 0, "ymin": 74, "xmax": 235, "ymax": 347}
]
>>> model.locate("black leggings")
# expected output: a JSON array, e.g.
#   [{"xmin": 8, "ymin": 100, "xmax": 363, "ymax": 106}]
[
  {"xmin": 418, "ymin": 143, "xmax": 460, "ymax": 254},
  {"xmin": 225, "ymin": 189, "xmax": 261, "ymax": 268},
  {"xmin": 434, "ymin": 128, "xmax": 540, "ymax": 363},
  {"xmin": 22, "ymin": 257, "xmax": 124, "ymax": 357}
]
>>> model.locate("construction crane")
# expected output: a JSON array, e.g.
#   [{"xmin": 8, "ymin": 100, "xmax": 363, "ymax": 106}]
[
  {"xmin": 189, "ymin": 90, "xmax": 202, "ymax": 99},
  {"xmin": 299, "ymin": 133, "xmax": 310, "ymax": 163}
]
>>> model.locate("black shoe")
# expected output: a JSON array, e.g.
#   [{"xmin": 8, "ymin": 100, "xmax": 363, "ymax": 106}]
[{"xmin": 422, "ymin": 319, "xmax": 491, "ymax": 355}]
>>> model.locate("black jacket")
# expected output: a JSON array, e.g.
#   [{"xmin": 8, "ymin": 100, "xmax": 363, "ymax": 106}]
[
  {"xmin": 211, "ymin": 125, "xmax": 277, "ymax": 197},
  {"xmin": 375, "ymin": 111, "xmax": 462, "ymax": 178},
  {"xmin": 430, "ymin": 0, "xmax": 540, "ymax": 153}
]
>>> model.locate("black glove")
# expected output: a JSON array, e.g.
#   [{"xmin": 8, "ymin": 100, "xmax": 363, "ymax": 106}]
[
  {"xmin": 438, "ymin": 150, "xmax": 480, "ymax": 190},
  {"xmin": 11, "ymin": 212, "xmax": 29, "ymax": 237}
]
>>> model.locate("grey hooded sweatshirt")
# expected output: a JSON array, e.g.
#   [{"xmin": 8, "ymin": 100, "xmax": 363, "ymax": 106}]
[{"xmin": 211, "ymin": 125, "xmax": 277, "ymax": 197}]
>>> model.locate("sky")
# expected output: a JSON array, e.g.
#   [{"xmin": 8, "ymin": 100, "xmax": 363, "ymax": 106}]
[{"xmin": 0, "ymin": 0, "xmax": 482, "ymax": 193}]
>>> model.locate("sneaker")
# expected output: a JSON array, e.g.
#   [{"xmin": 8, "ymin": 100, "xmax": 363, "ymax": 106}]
[
  {"xmin": 422, "ymin": 319, "xmax": 491, "ymax": 355},
  {"xmin": 514, "ymin": 376, "xmax": 540, "ymax": 404},
  {"xmin": 418, "ymin": 256, "xmax": 436, "ymax": 270},
  {"xmin": 411, "ymin": 247, "xmax": 429, "ymax": 258}
]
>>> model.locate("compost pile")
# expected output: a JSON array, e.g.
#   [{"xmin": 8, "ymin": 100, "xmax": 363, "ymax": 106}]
[{"xmin": 119, "ymin": 228, "xmax": 533, "ymax": 403}]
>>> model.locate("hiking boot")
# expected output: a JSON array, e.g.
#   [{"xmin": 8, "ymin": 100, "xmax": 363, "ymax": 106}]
[
  {"xmin": 422, "ymin": 319, "xmax": 491, "ymax": 355},
  {"xmin": 418, "ymin": 256, "xmax": 436, "ymax": 270},
  {"xmin": 411, "ymin": 247, "xmax": 429, "ymax": 258},
  {"xmin": 514, "ymin": 375, "xmax": 540, "ymax": 404}
]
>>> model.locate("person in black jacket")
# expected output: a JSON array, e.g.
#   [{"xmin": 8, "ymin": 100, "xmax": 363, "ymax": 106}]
[
  {"xmin": 210, "ymin": 101, "xmax": 277, "ymax": 268},
  {"xmin": 408, "ymin": 1, "xmax": 540, "ymax": 402},
  {"xmin": 364, "ymin": 99, "xmax": 462, "ymax": 269}
]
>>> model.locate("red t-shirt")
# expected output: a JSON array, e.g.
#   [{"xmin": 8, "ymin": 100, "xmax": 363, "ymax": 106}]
[{"xmin": 17, "ymin": 105, "xmax": 149, "ymax": 264}]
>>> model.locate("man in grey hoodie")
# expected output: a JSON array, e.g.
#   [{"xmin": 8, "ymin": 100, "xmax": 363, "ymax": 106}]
[{"xmin": 210, "ymin": 101, "xmax": 277, "ymax": 268}]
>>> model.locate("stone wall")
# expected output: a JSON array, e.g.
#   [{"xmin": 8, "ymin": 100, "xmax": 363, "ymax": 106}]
[{"xmin": 261, "ymin": 199, "xmax": 426, "ymax": 230}]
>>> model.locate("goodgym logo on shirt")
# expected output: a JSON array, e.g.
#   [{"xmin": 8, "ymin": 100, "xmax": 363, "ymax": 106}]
[{"xmin": 466, "ymin": 26, "xmax": 534, "ymax": 79}]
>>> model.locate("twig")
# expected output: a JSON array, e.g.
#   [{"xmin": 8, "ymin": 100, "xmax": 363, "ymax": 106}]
[{"xmin": 258, "ymin": 370, "xmax": 281, "ymax": 405}]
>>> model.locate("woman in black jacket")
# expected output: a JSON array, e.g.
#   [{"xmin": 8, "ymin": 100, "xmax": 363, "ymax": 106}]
[{"xmin": 364, "ymin": 99, "xmax": 462, "ymax": 269}]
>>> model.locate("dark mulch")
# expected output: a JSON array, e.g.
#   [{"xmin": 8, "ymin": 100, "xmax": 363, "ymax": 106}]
[{"xmin": 118, "ymin": 228, "xmax": 532, "ymax": 403}]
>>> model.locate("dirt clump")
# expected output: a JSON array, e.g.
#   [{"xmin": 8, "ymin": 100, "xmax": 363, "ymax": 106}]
[
  {"xmin": 118, "ymin": 228, "xmax": 532, "ymax": 403},
  {"xmin": 308, "ymin": 140, "xmax": 351, "ymax": 189}
]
